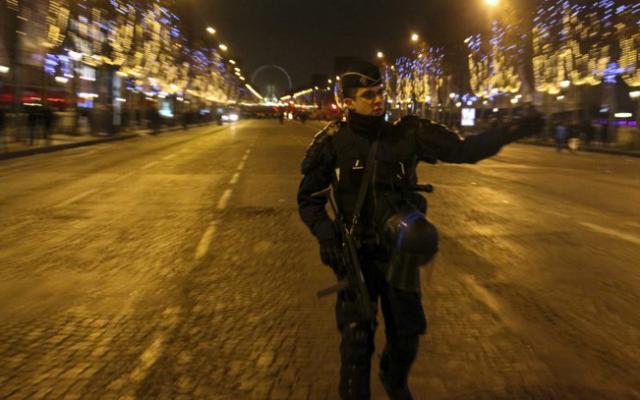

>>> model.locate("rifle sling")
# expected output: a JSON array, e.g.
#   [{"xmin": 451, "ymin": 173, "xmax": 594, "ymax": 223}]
[{"xmin": 350, "ymin": 136, "xmax": 379, "ymax": 234}]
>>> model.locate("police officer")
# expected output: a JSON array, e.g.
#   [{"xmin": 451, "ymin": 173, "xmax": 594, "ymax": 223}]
[{"xmin": 297, "ymin": 58, "xmax": 542, "ymax": 399}]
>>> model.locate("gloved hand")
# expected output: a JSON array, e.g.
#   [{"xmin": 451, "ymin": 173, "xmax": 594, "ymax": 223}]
[{"xmin": 319, "ymin": 239, "xmax": 341, "ymax": 273}]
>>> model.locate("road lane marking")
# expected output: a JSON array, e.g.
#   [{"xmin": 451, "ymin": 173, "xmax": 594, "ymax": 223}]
[
  {"xmin": 56, "ymin": 188, "xmax": 99, "ymax": 207},
  {"xmin": 236, "ymin": 161, "xmax": 245, "ymax": 171},
  {"xmin": 241, "ymin": 154, "xmax": 249, "ymax": 161},
  {"xmin": 142, "ymin": 161, "xmax": 159, "ymax": 170},
  {"xmin": 113, "ymin": 172, "xmax": 134, "ymax": 183},
  {"xmin": 130, "ymin": 334, "xmax": 165, "ymax": 382},
  {"xmin": 162, "ymin": 153, "xmax": 177, "ymax": 160},
  {"xmin": 625, "ymin": 222, "xmax": 640, "ymax": 229},
  {"xmin": 195, "ymin": 223, "xmax": 217, "ymax": 260},
  {"xmin": 580, "ymin": 222, "xmax": 640, "ymax": 246},
  {"xmin": 229, "ymin": 172, "xmax": 240, "ymax": 185},
  {"xmin": 461, "ymin": 274, "xmax": 504, "ymax": 316},
  {"xmin": 66, "ymin": 149, "xmax": 97, "ymax": 158},
  {"xmin": 245, "ymin": 149, "xmax": 251, "ymax": 155},
  {"xmin": 217, "ymin": 189, "xmax": 232, "ymax": 209}
]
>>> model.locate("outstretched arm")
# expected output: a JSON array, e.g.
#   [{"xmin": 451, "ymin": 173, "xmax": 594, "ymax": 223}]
[{"xmin": 402, "ymin": 115, "xmax": 543, "ymax": 164}]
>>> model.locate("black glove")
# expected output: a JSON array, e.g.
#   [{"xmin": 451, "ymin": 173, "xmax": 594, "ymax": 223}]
[{"xmin": 319, "ymin": 239, "xmax": 341, "ymax": 272}]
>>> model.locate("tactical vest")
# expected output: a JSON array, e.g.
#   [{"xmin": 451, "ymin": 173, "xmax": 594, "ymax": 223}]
[{"xmin": 331, "ymin": 122, "xmax": 427, "ymax": 238}]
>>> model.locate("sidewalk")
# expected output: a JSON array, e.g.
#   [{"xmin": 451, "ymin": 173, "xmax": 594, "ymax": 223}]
[
  {"xmin": 0, "ymin": 124, "xmax": 209, "ymax": 161},
  {"xmin": 518, "ymin": 137, "xmax": 640, "ymax": 158}
]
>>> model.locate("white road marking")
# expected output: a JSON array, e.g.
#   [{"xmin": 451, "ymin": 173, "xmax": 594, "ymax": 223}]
[
  {"xmin": 236, "ymin": 161, "xmax": 245, "ymax": 171},
  {"xmin": 625, "ymin": 221, "xmax": 640, "ymax": 229},
  {"xmin": 229, "ymin": 172, "xmax": 240, "ymax": 185},
  {"xmin": 580, "ymin": 222, "xmax": 640, "ymax": 246},
  {"xmin": 462, "ymin": 274, "xmax": 504, "ymax": 316},
  {"xmin": 162, "ymin": 153, "xmax": 177, "ymax": 161},
  {"xmin": 0, "ymin": 161, "xmax": 29, "ymax": 170},
  {"xmin": 67, "ymin": 149, "xmax": 97, "ymax": 158},
  {"xmin": 217, "ymin": 189, "xmax": 232, "ymax": 210},
  {"xmin": 142, "ymin": 161, "xmax": 159, "ymax": 170},
  {"xmin": 130, "ymin": 334, "xmax": 165, "ymax": 382},
  {"xmin": 195, "ymin": 223, "xmax": 217, "ymax": 260},
  {"xmin": 241, "ymin": 154, "xmax": 249, "ymax": 161},
  {"xmin": 245, "ymin": 149, "xmax": 251, "ymax": 155},
  {"xmin": 56, "ymin": 188, "xmax": 99, "ymax": 207},
  {"xmin": 113, "ymin": 172, "xmax": 134, "ymax": 183}
]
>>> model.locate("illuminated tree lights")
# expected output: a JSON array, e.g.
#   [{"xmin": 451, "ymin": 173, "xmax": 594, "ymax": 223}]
[
  {"xmin": 467, "ymin": 19, "xmax": 523, "ymax": 98},
  {"xmin": 33, "ymin": 0, "xmax": 240, "ymax": 103},
  {"xmin": 617, "ymin": 3, "xmax": 640, "ymax": 87},
  {"xmin": 532, "ymin": 0, "xmax": 616, "ymax": 94},
  {"xmin": 391, "ymin": 47, "xmax": 445, "ymax": 107}
]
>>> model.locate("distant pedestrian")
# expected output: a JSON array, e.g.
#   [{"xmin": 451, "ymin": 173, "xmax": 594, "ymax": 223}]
[
  {"xmin": 0, "ymin": 107, "xmax": 6, "ymax": 150},
  {"xmin": 182, "ymin": 111, "xmax": 190, "ymax": 130},
  {"xmin": 147, "ymin": 106, "xmax": 160, "ymax": 135},
  {"xmin": 42, "ymin": 106, "xmax": 56, "ymax": 144},
  {"xmin": 600, "ymin": 121, "xmax": 609, "ymax": 145},
  {"xmin": 26, "ymin": 106, "xmax": 39, "ymax": 146},
  {"xmin": 554, "ymin": 121, "xmax": 568, "ymax": 152},
  {"xmin": 582, "ymin": 121, "xmax": 594, "ymax": 146}
]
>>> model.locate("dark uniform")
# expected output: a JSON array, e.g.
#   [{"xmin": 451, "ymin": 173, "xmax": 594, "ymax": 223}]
[{"xmin": 297, "ymin": 109, "xmax": 541, "ymax": 399}]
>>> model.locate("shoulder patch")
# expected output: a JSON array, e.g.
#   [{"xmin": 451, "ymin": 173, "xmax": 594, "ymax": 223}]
[
  {"xmin": 321, "ymin": 120, "xmax": 342, "ymax": 136},
  {"xmin": 301, "ymin": 121, "xmax": 340, "ymax": 174}
]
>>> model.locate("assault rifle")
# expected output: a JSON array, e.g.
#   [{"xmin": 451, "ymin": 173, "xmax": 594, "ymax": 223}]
[{"xmin": 312, "ymin": 187, "xmax": 374, "ymax": 322}]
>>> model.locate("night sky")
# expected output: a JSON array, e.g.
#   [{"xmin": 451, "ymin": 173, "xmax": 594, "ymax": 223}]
[{"xmin": 175, "ymin": 0, "xmax": 532, "ymax": 96}]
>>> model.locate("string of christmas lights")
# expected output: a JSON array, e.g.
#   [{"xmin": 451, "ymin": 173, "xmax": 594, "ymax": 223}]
[{"xmin": 37, "ymin": 0, "xmax": 239, "ymax": 103}]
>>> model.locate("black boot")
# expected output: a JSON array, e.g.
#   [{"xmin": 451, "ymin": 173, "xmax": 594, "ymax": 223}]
[
  {"xmin": 379, "ymin": 368, "xmax": 413, "ymax": 400},
  {"xmin": 378, "ymin": 337, "xmax": 418, "ymax": 400}
]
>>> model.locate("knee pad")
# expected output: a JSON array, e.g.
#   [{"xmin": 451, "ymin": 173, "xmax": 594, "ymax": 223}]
[
  {"xmin": 339, "ymin": 322, "xmax": 375, "ymax": 399},
  {"xmin": 387, "ymin": 335, "xmax": 419, "ymax": 365},
  {"xmin": 341, "ymin": 322, "xmax": 375, "ymax": 361}
]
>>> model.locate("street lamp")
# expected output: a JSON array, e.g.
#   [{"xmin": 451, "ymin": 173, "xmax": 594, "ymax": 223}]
[
  {"xmin": 229, "ymin": 59, "xmax": 236, "ymax": 65},
  {"xmin": 206, "ymin": 27, "xmax": 216, "ymax": 35},
  {"xmin": 219, "ymin": 44, "xmax": 228, "ymax": 52},
  {"xmin": 411, "ymin": 33, "xmax": 419, "ymax": 43},
  {"xmin": 377, "ymin": 51, "xmax": 384, "ymax": 59},
  {"xmin": 484, "ymin": 0, "xmax": 499, "ymax": 6}
]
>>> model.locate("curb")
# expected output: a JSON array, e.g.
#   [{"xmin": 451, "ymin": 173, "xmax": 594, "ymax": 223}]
[
  {"xmin": 0, "ymin": 122, "xmax": 219, "ymax": 161},
  {"xmin": 518, "ymin": 140, "xmax": 640, "ymax": 158},
  {"xmin": 0, "ymin": 134, "xmax": 138, "ymax": 161}
]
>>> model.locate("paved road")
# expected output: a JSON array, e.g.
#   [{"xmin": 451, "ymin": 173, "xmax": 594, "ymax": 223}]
[{"xmin": 0, "ymin": 120, "xmax": 638, "ymax": 399}]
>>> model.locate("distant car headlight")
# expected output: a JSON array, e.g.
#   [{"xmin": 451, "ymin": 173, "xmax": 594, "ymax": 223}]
[
  {"xmin": 229, "ymin": 113, "xmax": 239, "ymax": 122},
  {"xmin": 221, "ymin": 114, "xmax": 230, "ymax": 121}
]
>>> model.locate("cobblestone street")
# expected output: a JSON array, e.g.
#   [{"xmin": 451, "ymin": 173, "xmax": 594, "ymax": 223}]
[{"xmin": 1, "ymin": 121, "xmax": 639, "ymax": 399}]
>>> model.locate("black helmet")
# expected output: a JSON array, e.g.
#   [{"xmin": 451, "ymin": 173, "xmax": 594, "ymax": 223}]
[
  {"xmin": 383, "ymin": 210, "xmax": 438, "ymax": 259},
  {"xmin": 382, "ymin": 210, "xmax": 439, "ymax": 292}
]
